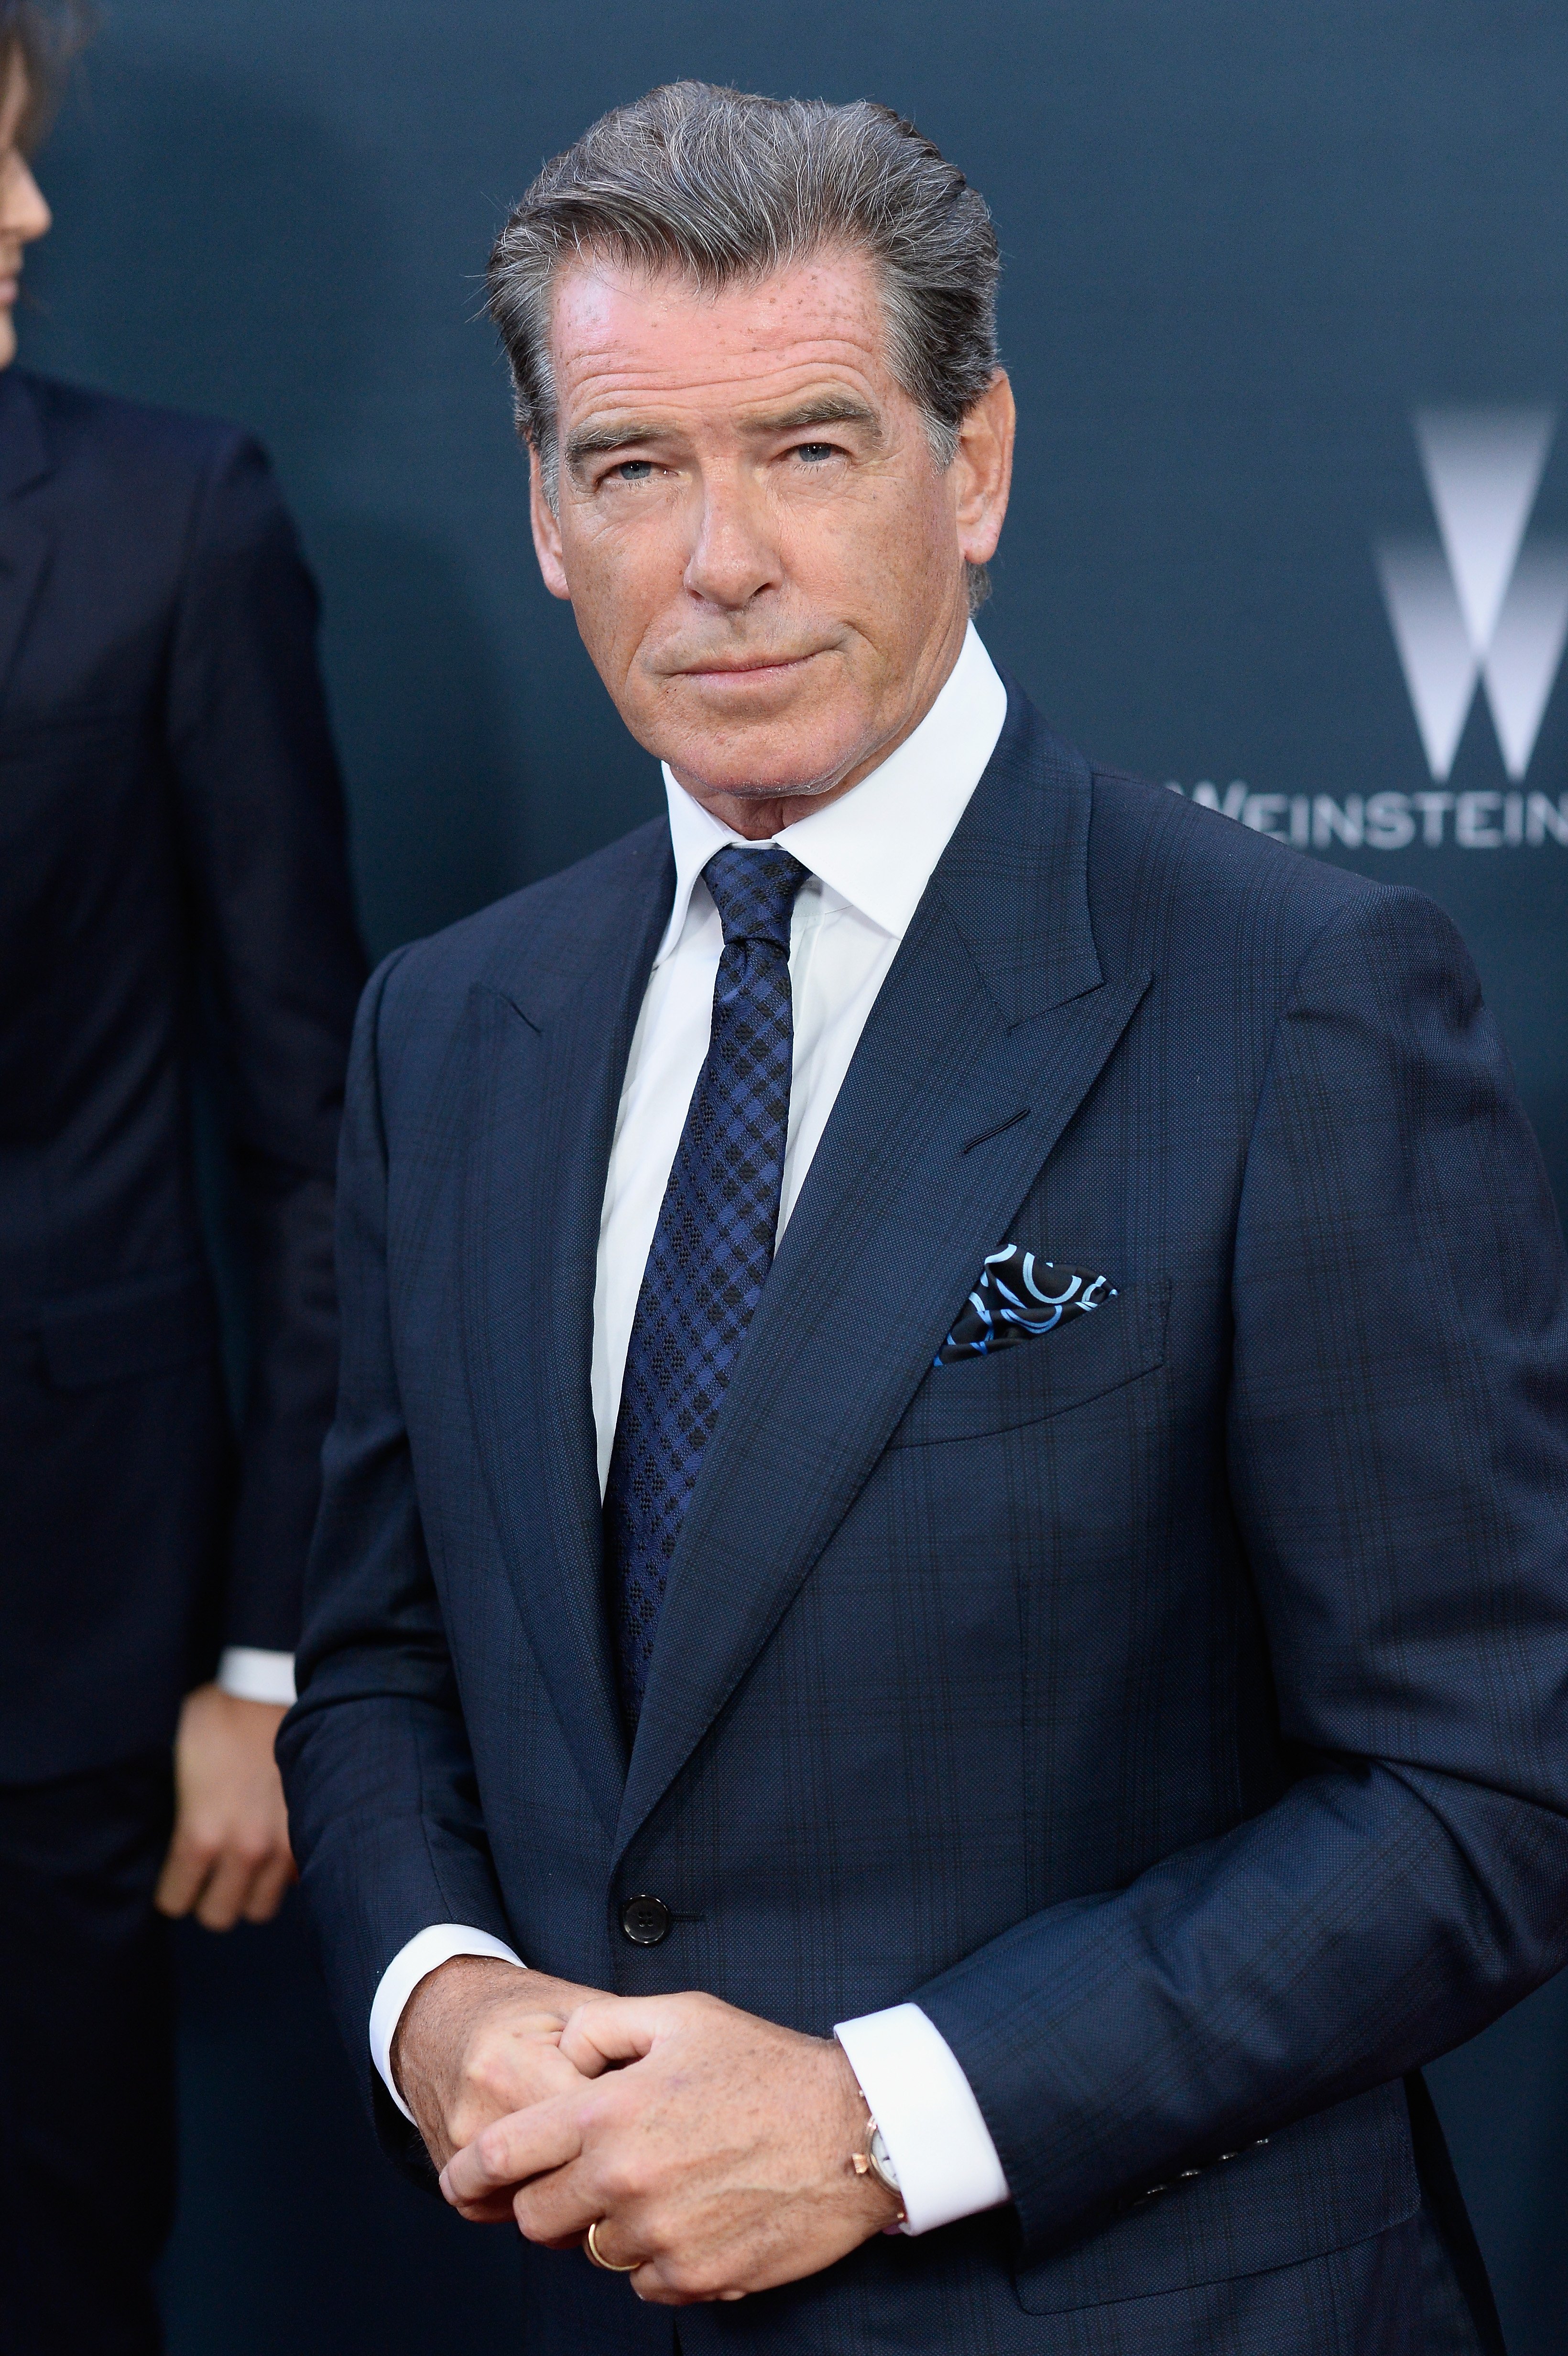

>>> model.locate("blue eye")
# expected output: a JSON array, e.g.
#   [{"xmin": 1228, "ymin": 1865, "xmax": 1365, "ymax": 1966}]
[
  {"xmin": 613, "ymin": 460, "xmax": 654, "ymax": 481},
  {"xmin": 795, "ymin": 442, "xmax": 836, "ymax": 464}
]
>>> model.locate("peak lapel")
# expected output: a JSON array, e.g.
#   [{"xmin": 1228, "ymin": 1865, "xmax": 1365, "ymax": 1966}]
[
  {"xmin": 0, "ymin": 373, "xmax": 55, "ymax": 708},
  {"xmin": 615, "ymin": 698, "xmax": 1151, "ymax": 1860},
  {"xmin": 460, "ymin": 827, "xmax": 673, "ymax": 1835}
]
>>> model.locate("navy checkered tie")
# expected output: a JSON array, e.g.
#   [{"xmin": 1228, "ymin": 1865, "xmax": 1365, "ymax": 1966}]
[{"xmin": 605, "ymin": 843, "xmax": 810, "ymax": 1725}]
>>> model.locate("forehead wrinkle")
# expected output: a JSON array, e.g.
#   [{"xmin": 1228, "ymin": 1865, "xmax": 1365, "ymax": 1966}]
[
  {"xmin": 556, "ymin": 330, "xmax": 886, "ymax": 394},
  {"xmin": 550, "ymin": 255, "xmax": 894, "ymax": 414}
]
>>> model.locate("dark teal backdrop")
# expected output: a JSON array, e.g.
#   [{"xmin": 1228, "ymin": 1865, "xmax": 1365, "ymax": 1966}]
[{"xmin": 20, "ymin": 2, "xmax": 1568, "ymax": 2346}]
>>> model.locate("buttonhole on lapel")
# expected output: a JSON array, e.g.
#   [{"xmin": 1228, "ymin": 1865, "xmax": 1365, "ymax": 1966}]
[
  {"xmin": 960, "ymin": 1107, "xmax": 1031, "ymax": 1156},
  {"xmin": 496, "ymin": 988, "xmax": 542, "ymax": 1036}
]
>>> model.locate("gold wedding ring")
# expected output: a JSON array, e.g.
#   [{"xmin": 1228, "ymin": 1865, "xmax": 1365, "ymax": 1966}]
[{"xmin": 585, "ymin": 2218, "xmax": 638, "ymax": 2273}]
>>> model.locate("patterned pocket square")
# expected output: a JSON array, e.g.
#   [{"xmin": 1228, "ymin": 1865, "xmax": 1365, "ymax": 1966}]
[{"xmin": 935, "ymin": 1244, "xmax": 1117, "ymax": 1365}]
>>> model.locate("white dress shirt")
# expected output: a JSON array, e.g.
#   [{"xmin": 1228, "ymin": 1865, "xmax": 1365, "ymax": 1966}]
[
  {"xmin": 215, "ymin": 1646, "xmax": 295, "ymax": 1705},
  {"xmin": 371, "ymin": 624, "xmax": 1013, "ymax": 2235}
]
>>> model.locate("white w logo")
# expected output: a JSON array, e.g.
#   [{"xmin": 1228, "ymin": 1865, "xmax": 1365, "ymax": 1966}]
[{"xmin": 1376, "ymin": 408, "xmax": 1568, "ymax": 781}]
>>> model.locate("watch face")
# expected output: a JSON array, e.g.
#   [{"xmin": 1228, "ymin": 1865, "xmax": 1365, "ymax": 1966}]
[{"xmin": 869, "ymin": 2126, "xmax": 900, "ymax": 2188}]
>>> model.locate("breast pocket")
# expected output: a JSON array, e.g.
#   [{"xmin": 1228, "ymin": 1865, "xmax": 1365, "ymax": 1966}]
[{"xmin": 887, "ymin": 1276, "xmax": 1171, "ymax": 1449}]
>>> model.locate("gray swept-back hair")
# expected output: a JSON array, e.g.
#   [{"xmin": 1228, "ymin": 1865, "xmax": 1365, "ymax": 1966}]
[{"xmin": 487, "ymin": 81, "xmax": 1000, "ymax": 601}]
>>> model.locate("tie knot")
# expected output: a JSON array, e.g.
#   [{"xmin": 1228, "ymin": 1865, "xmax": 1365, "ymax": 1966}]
[{"xmin": 702, "ymin": 844, "xmax": 810, "ymax": 952}]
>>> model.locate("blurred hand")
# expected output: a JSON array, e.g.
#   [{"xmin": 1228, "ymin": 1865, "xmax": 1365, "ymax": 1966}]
[
  {"xmin": 440, "ymin": 1990, "xmax": 899, "ymax": 2302},
  {"xmin": 392, "ymin": 1955, "xmax": 609, "ymax": 2192},
  {"xmin": 154, "ymin": 1683, "xmax": 295, "ymax": 1930}
]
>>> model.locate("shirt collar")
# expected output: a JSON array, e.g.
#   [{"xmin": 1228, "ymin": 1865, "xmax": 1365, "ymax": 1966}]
[{"xmin": 655, "ymin": 622, "xmax": 1008, "ymax": 965}]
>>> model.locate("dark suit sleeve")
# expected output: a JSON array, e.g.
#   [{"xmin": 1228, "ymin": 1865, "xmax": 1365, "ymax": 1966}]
[
  {"xmin": 165, "ymin": 432, "xmax": 367, "ymax": 1656},
  {"xmin": 277, "ymin": 955, "xmax": 517, "ymax": 2150},
  {"xmin": 917, "ymin": 886, "xmax": 1568, "ymax": 2257}
]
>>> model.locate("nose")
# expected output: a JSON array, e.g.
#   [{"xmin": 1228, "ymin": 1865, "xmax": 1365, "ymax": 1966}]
[
  {"xmin": 682, "ymin": 467, "xmax": 782, "ymax": 613},
  {"xmin": 0, "ymin": 153, "xmax": 51, "ymax": 245}
]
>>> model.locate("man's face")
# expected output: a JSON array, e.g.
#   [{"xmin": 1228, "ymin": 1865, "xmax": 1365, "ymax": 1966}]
[
  {"xmin": 530, "ymin": 247, "xmax": 1013, "ymax": 824},
  {"xmin": 0, "ymin": 54, "xmax": 51, "ymax": 371}
]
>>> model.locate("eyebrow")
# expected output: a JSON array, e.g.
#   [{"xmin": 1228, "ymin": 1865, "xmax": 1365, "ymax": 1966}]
[
  {"xmin": 564, "ymin": 393, "xmax": 883, "ymax": 473},
  {"xmin": 752, "ymin": 395, "xmax": 882, "ymax": 437}
]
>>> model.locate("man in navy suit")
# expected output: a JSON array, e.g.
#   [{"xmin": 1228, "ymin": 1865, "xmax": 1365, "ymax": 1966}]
[
  {"xmin": 0, "ymin": 11, "xmax": 364, "ymax": 2348},
  {"xmin": 282, "ymin": 83, "xmax": 1568, "ymax": 2354}
]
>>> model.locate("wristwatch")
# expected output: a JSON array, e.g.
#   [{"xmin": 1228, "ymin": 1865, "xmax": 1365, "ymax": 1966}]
[
  {"xmin": 864, "ymin": 2122, "xmax": 901, "ymax": 2196},
  {"xmin": 851, "ymin": 2116, "xmax": 904, "ymax": 2214}
]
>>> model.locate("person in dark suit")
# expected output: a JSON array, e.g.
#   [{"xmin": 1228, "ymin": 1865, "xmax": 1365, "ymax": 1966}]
[
  {"xmin": 281, "ymin": 83, "xmax": 1568, "ymax": 2355},
  {"xmin": 0, "ymin": 12, "xmax": 365, "ymax": 2349}
]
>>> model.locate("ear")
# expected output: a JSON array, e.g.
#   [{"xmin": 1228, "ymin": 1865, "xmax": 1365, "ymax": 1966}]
[
  {"xmin": 528, "ymin": 442, "xmax": 573, "ymax": 602},
  {"xmin": 951, "ymin": 371, "xmax": 1015, "ymax": 569}
]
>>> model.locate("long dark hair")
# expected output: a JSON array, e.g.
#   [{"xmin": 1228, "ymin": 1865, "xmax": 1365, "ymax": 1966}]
[{"xmin": 1, "ymin": 0, "xmax": 93, "ymax": 151}]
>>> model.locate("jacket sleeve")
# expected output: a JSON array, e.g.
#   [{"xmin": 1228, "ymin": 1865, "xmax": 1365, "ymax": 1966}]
[
  {"xmin": 165, "ymin": 431, "xmax": 367, "ymax": 1656},
  {"xmin": 916, "ymin": 885, "xmax": 1568, "ymax": 2257},
  {"xmin": 277, "ymin": 953, "xmax": 517, "ymax": 2156}
]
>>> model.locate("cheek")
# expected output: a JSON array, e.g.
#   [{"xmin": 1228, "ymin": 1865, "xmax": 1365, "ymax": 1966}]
[
  {"xmin": 561, "ymin": 511, "xmax": 675, "ymax": 658},
  {"xmin": 780, "ymin": 470, "xmax": 948, "ymax": 604}
]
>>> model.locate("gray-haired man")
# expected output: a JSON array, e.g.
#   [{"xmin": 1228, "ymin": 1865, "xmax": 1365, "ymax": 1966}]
[{"xmin": 282, "ymin": 80, "xmax": 1567, "ymax": 2355}]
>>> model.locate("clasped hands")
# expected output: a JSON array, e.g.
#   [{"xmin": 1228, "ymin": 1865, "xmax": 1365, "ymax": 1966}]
[{"xmin": 393, "ymin": 1957, "xmax": 901, "ymax": 2305}]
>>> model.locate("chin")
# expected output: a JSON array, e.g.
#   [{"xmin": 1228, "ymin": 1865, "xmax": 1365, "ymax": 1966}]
[
  {"xmin": 663, "ymin": 688, "xmax": 866, "ymax": 802},
  {"xmin": 673, "ymin": 738, "xmax": 863, "ymax": 806}
]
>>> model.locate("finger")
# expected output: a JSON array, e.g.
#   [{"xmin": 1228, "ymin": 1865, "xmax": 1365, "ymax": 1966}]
[
  {"xmin": 630, "ymin": 2265, "xmax": 744, "ymax": 2308},
  {"xmin": 193, "ymin": 1849, "xmax": 255, "ymax": 1931},
  {"xmin": 557, "ymin": 1996, "xmax": 663, "ymax": 2075},
  {"xmin": 440, "ymin": 2096, "xmax": 584, "ymax": 2211},
  {"xmin": 628, "ymin": 2260, "xmax": 722, "ymax": 2308},
  {"xmin": 153, "ymin": 1833, "xmax": 215, "ymax": 1920},
  {"xmin": 436, "ymin": 2177, "xmax": 519, "ymax": 2225},
  {"xmin": 630, "ymin": 2265, "xmax": 671, "ymax": 2307},
  {"xmin": 442, "ymin": 2040, "xmax": 588, "ymax": 2156},
  {"xmin": 240, "ymin": 1848, "xmax": 296, "ymax": 1924},
  {"xmin": 511, "ymin": 2164, "xmax": 603, "ymax": 2248}
]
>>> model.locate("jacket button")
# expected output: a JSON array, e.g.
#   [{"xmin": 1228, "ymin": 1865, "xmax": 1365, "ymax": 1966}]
[{"xmin": 620, "ymin": 1894, "xmax": 671, "ymax": 1947}]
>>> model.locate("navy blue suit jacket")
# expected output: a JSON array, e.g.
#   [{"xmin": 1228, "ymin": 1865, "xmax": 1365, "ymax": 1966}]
[
  {"xmin": 283, "ymin": 689, "xmax": 1568, "ymax": 2354},
  {"xmin": 0, "ymin": 368, "xmax": 365, "ymax": 1779}
]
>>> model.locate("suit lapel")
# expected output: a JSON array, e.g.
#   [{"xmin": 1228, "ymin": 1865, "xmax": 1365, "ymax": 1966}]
[
  {"xmin": 0, "ymin": 372, "xmax": 55, "ymax": 707},
  {"xmin": 459, "ymin": 826, "xmax": 673, "ymax": 1835},
  {"xmin": 616, "ymin": 697, "xmax": 1151, "ymax": 1860}
]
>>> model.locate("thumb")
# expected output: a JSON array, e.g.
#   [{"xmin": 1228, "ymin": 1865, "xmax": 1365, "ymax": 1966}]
[{"xmin": 557, "ymin": 1995, "xmax": 664, "ymax": 2076}]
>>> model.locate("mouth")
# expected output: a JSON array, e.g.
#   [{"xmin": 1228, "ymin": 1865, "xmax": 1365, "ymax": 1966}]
[{"xmin": 675, "ymin": 651, "xmax": 822, "ymax": 683}]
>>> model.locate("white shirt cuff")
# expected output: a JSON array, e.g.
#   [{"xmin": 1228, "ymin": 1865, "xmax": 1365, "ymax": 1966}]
[
  {"xmin": 369, "ymin": 1925, "xmax": 526, "ymax": 2123},
  {"xmin": 215, "ymin": 1646, "xmax": 297, "ymax": 1705},
  {"xmin": 835, "ymin": 2001, "xmax": 1011, "ymax": 2236}
]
